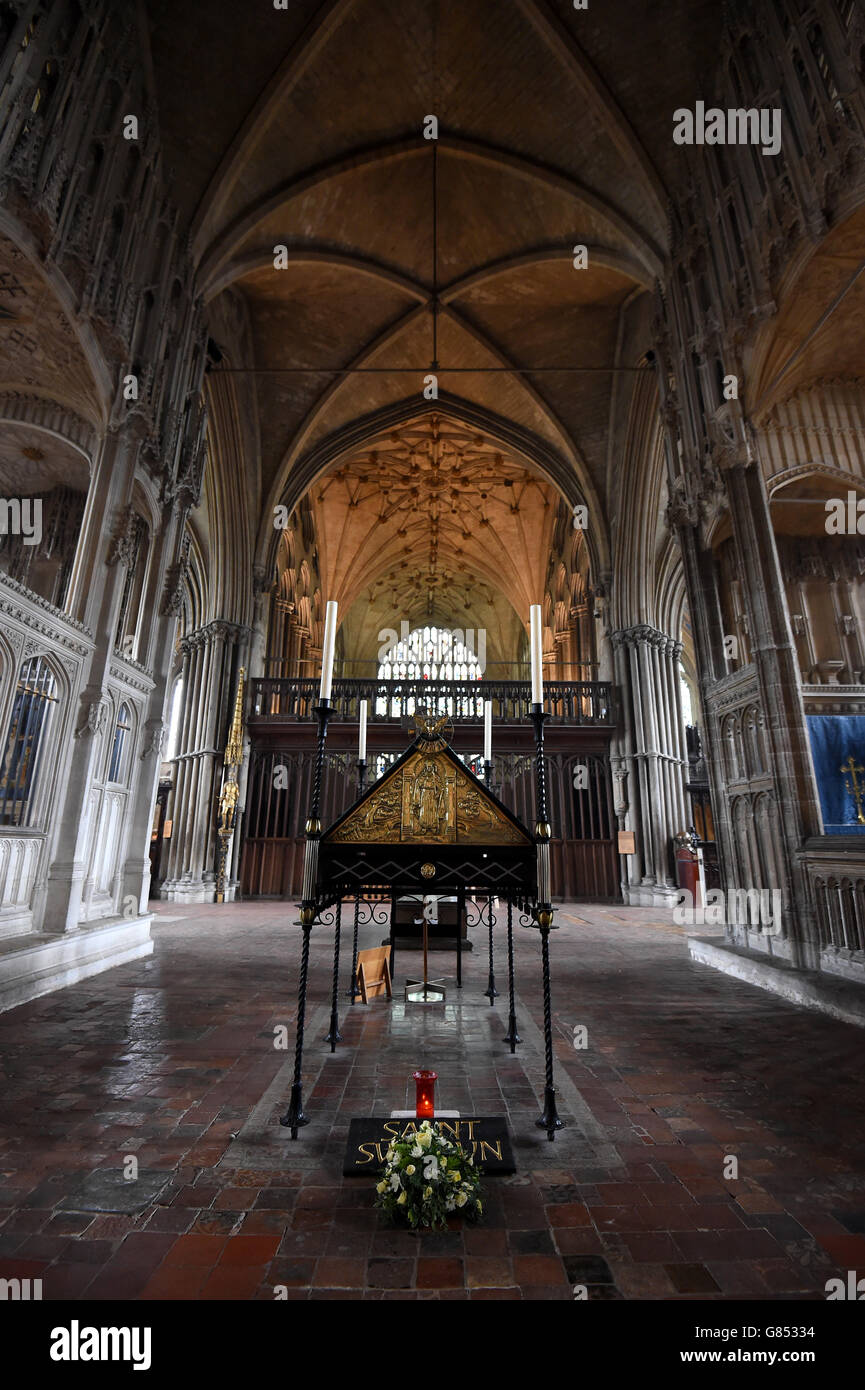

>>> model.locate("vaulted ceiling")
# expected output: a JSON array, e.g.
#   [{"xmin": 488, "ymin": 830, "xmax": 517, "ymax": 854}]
[
  {"xmin": 145, "ymin": 0, "xmax": 723, "ymax": 642},
  {"xmin": 310, "ymin": 411, "xmax": 561, "ymax": 668},
  {"xmin": 0, "ymin": 233, "xmax": 103, "ymax": 424}
]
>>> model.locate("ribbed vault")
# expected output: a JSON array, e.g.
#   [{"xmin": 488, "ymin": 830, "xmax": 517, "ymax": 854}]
[{"xmin": 280, "ymin": 410, "xmax": 562, "ymax": 671}]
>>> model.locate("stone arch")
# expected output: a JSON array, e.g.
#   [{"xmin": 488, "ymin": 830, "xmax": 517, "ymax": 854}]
[
  {"xmin": 754, "ymin": 790, "xmax": 784, "ymax": 896},
  {"xmin": 0, "ymin": 213, "xmax": 112, "ymax": 418},
  {"xmin": 256, "ymin": 394, "xmax": 607, "ymax": 584}
]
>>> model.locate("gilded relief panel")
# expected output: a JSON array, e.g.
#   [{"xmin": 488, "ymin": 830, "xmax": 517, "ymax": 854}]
[{"xmin": 326, "ymin": 748, "xmax": 530, "ymax": 846}]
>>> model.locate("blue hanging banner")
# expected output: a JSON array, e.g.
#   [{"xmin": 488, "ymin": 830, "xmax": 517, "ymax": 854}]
[{"xmin": 806, "ymin": 715, "xmax": 865, "ymax": 834}]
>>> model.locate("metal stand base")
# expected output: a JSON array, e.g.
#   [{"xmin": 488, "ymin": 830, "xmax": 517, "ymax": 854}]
[
  {"xmin": 536, "ymin": 1085, "xmax": 564, "ymax": 1140},
  {"xmin": 404, "ymin": 978, "xmax": 447, "ymax": 1004},
  {"xmin": 503, "ymin": 1012, "xmax": 522, "ymax": 1051},
  {"xmin": 280, "ymin": 1082, "xmax": 309, "ymax": 1140}
]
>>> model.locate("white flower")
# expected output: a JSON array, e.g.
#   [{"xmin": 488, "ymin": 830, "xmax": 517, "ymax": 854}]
[
  {"xmin": 410, "ymin": 1144, "xmax": 423, "ymax": 1158},
  {"xmin": 389, "ymin": 1172, "xmax": 402, "ymax": 1192},
  {"xmin": 455, "ymin": 1192, "xmax": 467, "ymax": 1208},
  {"xmin": 446, "ymin": 1198, "xmax": 455, "ymax": 1211},
  {"xmin": 397, "ymin": 1191, "xmax": 407, "ymax": 1206},
  {"xmin": 416, "ymin": 1129, "xmax": 432, "ymax": 1150},
  {"xmin": 406, "ymin": 1164, "xmax": 416, "ymax": 1175},
  {"xmin": 376, "ymin": 1180, "xmax": 387, "ymax": 1193}
]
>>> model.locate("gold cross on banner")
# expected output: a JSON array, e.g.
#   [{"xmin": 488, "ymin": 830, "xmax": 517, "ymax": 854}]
[{"xmin": 840, "ymin": 754, "xmax": 865, "ymax": 825}]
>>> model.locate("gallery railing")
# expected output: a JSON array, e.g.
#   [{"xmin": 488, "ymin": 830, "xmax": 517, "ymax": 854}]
[{"xmin": 248, "ymin": 677, "xmax": 613, "ymax": 725}]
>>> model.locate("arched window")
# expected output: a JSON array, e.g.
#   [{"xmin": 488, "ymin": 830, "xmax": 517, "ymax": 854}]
[
  {"xmin": 0, "ymin": 439, "xmax": 89, "ymax": 611},
  {"xmin": 0, "ymin": 656, "xmax": 58, "ymax": 826},
  {"xmin": 107, "ymin": 702, "xmax": 131, "ymax": 783},
  {"xmin": 376, "ymin": 626, "xmax": 483, "ymax": 716},
  {"xmin": 679, "ymin": 669, "xmax": 693, "ymax": 729},
  {"xmin": 165, "ymin": 677, "xmax": 184, "ymax": 761}
]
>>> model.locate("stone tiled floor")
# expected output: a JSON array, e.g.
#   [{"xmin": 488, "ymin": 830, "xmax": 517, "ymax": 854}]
[{"xmin": 1, "ymin": 901, "xmax": 864, "ymax": 1301}]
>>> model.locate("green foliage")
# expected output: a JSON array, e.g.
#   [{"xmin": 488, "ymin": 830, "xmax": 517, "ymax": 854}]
[{"xmin": 374, "ymin": 1120, "xmax": 485, "ymax": 1230}]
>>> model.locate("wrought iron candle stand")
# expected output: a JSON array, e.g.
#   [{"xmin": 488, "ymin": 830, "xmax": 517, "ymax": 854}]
[
  {"xmin": 502, "ymin": 899, "xmax": 521, "ymax": 1051},
  {"xmin": 347, "ymin": 757, "xmax": 367, "ymax": 1003},
  {"xmin": 324, "ymin": 898, "xmax": 343, "ymax": 1050},
  {"xmin": 481, "ymin": 757, "xmax": 499, "ymax": 1004},
  {"xmin": 280, "ymin": 698, "xmax": 332, "ymax": 1139},
  {"xmin": 483, "ymin": 894, "xmax": 498, "ymax": 1004},
  {"xmin": 529, "ymin": 701, "xmax": 563, "ymax": 1140}
]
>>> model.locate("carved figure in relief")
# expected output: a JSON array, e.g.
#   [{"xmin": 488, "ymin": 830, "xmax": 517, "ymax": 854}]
[{"xmin": 410, "ymin": 758, "xmax": 447, "ymax": 835}]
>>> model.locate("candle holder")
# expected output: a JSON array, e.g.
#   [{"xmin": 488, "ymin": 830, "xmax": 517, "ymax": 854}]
[
  {"xmin": 280, "ymin": 697, "xmax": 333, "ymax": 1139},
  {"xmin": 483, "ymin": 758, "xmax": 493, "ymax": 788},
  {"xmin": 502, "ymin": 899, "xmax": 521, "ymax": 1051},
  {"xmin": 529, "ymin": 700, "xmax": 563, "ymax": 1140},
  {"xmin": 347, "ymin": 755, "xmax": 367, "ymax": 1003},
  {"xmin": 483, "ymin": 895, "xmax": 498, "ymax": 1002},
  {"xmin": 413, "ymin": 1069, "xmax": 437, "ymax": 1120},
  {"xmin": 324, "ymin": 898, "xmax": 343, "ymax": 1050}
]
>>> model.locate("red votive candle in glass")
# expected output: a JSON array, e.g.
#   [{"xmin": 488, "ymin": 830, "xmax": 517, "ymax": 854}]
[{"xmin": 413, "ymin": 1070, "xmax": 437, "ymax": 1119}]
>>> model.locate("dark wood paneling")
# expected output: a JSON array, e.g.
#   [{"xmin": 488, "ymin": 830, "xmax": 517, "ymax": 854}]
[{"xmin": 240, "ymin": 741, "xmax": 619, "ymax": 902}]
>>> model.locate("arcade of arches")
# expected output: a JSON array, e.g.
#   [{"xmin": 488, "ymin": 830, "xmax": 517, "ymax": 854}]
[{"xmin": 2, "ymin": 0, "xmax": 865, "ymax": 1011}]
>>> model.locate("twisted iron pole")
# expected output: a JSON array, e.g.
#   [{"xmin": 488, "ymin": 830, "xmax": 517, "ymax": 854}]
[
  {"xmin": 503, "ymin": 898, "xmax": 521, "ymax": 1050},
  {"xmin": 280, "ymin": 698, "xmax": 332, "ymax": 1138},
  {"xmin": 325, "ymin": 898, "xmax": 343, "ymax": 1049},
  {"xmin": 531, "ymin": 702, "xmax": 562, "ymax": 1139}
]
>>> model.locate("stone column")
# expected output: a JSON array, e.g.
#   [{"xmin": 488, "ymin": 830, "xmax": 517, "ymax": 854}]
[
  {"xmin": 120, "ymin": 500, "xmax": 189, "ymax": 912},
  {"xmin": 715, "ymin": 425, "xmax": 823, "ymax": 967},
  {"xmin": 41, "ymin": 426, "xmax": 142, "ymax": 933},
  {"xmin": 160, "ymin": 620, "xmax": 248, "ymax": 902},
  {"xmin": 611, "ymin": 625, "xmax": 689, "ymax": 905}
]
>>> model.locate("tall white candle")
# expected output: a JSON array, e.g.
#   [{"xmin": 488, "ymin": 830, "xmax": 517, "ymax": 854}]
[
  {"xmin": 319, "ymin": 599, "xmax": 338, "ymax": 701},
  {"xmin": 358, "ymin": 698, "xmax": 367, "ymax": 761},
  {"xmin": 483, "ymin": 699, "xmax": 492, "ymax": 762},
  {"xmin": 529, "ymin": 604, "xmax": 543, "ymax": 705}
]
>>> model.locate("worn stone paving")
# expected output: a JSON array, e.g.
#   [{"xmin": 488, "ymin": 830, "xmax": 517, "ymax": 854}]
[{"xmin": 0, "ymin": 901, "xmax": 863, "ymax": 1301}]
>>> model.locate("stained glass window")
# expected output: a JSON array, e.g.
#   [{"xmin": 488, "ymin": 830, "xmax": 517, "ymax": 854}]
[
  {"xmin": 0, "ymin": 656, "xmax": 58, "ymax": 826},
  {"xmin": 376, "ymin": 626, "xmax": 483, "ymax": 717},
  {"xmin": 107, "ymin": 702, "xmax": 131, "ymax": 783}
]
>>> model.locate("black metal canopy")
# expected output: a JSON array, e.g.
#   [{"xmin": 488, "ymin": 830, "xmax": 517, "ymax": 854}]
[
  {"xmin": 317, "ymin": 730, "xmax": 537, "ymax": 909},
  {"xmin": 280, "ymin": 700, "xmax": 563, "ymax": 1144}
]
